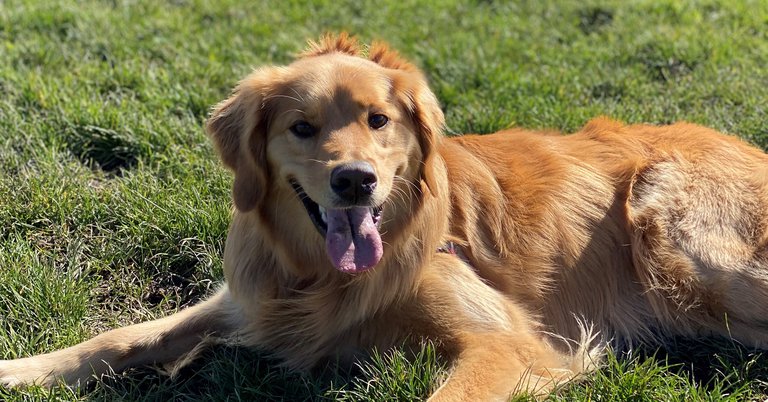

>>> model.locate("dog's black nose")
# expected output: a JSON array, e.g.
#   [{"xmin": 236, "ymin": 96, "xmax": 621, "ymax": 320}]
[{"xmin": 331, "ymin": 162, "xmax": 378, "ymax": 203}]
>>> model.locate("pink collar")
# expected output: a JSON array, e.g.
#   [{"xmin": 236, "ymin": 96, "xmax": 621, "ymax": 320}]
[{"xmin": 437, "ymin": 241, "xmax": 470, "ymax": 265}]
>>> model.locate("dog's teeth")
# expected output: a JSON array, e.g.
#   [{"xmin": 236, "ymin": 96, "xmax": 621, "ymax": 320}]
[{"xmin": 319, "ymin": 206, "xmax": 327, "ymax": 224}]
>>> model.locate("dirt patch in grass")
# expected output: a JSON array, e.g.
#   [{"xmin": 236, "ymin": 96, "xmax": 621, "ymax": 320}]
[
  {"xmin": 578, "ymin": 7, "xmax": 614, "ymax": 34},
  {"xmin": 634, "ymin": 40, "xmax": 710, "ymax": 83},
  {"xmin": 66, "ymin": 124, "xmax": 147, "ymax": 173}
]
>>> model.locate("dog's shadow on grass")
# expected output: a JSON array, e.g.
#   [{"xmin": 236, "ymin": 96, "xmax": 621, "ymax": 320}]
[
  {"xmin": 575, "ymin": 337, "xmax": 768, "ymax": 400},
  {"xmin": 84, "ymin": 347, "xmax": 349, "ymax": 401},
  {"xmin": 79, "ymin": 337, "xmax": 768, "ymax": 401},
  {"xmin": 644, "ymin": 337, "xmax": 768, "ymax": 391},
  {"xmin": 84, "ymin": 341, "xmax": 444, "ymax": 401}
]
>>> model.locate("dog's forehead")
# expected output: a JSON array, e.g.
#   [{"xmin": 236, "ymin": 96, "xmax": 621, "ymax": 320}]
[{"xmin": 286, "ymin": 54, "xmax": 394, "ymax": 105}]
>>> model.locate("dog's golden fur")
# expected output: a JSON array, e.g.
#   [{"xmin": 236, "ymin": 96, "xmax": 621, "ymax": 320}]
[{"xmin": 3, "ymin": 33, "xmax": 768, "ymax": 400}]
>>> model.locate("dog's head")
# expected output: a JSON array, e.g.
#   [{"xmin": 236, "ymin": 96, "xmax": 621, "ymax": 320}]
[{"xmin": 207, "ymin": 33, "xmax": 444, "ymax": 274}]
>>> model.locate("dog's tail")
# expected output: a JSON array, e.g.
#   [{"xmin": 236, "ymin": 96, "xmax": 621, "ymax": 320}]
[
  {"xmin": 533, "ymin": 317, "xmax": 606, "ymax": 393},
  {"xmin": 0, "ymin": 287, "xmax": 242, "ymax": 388},
  {"xmin": 564, "ymin": 319, "xmax": 606, "ymax": 378}
]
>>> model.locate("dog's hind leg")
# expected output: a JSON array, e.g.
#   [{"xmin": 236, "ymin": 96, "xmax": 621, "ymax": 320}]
[
  {"xmin": 628, "ymin": 151, "xmax": 768, "ymax": 347},
  {"xmin": 0, "ymin": 287, "xmax": 241, "ymax": 388},
  {"xmin": 417, "ymin": 254, "xmax": 599, "ymax": 401}
]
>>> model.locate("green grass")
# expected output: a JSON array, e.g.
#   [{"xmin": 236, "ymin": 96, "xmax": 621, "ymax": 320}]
[{"xmin": 1, "ymin": 0, "xmax": 767, "ymax": 400}]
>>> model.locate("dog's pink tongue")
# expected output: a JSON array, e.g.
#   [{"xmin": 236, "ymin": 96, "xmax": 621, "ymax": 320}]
[{"xmin": 325, "ymin": 207, "xmax": 383, "ymax": 273}]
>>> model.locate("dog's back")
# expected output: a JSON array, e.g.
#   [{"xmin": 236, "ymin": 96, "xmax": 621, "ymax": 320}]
[{"xmin": 441, "ymin": 117, "xmax": 768, "ymax": 349}]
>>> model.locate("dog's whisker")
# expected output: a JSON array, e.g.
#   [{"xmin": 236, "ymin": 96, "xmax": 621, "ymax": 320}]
[
  {"xmin": 394, "ymin": 175, "xmax": 419, "ymax": 199},
  {"xmin": 290, "ymin": 87, "xmax": 306, "ymax": 103},
  {"xmin": 264, "ymin": 93, "xmax": 304, "ymax": 104},
  {"xmin": 390, "ymin": 176, "xmax": 416, "ymax": 209},
  {"xmin": 306, "ymin": 159, "xmax": 331, "ymax": 166},
  {"xmin": 275, "ymin": 108, "xmax": 307, "ymax": 120}
]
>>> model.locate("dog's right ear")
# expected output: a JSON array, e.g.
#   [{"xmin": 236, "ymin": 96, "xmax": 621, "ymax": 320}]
[{"xmin": 206, "ymin": 69, "xmax": 276, "ymax": 212}]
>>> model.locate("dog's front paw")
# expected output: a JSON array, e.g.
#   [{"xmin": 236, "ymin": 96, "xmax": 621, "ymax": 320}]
[
  {"xmin": 0, "ymin": 358, "xmax": 56, "ymax": 388},
  {"xmin": 0, "ymin": 360, "xmax": 22, "ymax": 388}
]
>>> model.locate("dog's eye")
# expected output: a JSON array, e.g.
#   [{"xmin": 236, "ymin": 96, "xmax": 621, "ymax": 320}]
[
  {"xmin": 368, "ymin": 114, "xmax": 389, "ymax": 129},
  {"xmin": 290, "ymin": 121, "xmax": 317, "ymax": 138}
]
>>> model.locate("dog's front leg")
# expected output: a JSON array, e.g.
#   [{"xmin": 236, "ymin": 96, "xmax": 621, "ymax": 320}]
[
  {"xmin": 417, "ymin": 254, "xmax": 577, "ymax": 401},
  {"xmin": 0, "ymin": 287, "xmax": 241, "ymax": 388}
]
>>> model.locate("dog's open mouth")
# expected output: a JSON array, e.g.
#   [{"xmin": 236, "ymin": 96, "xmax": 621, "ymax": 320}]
[{"xmin": 291, "ymin": 180, "xmax": 383, "ymax": 273}]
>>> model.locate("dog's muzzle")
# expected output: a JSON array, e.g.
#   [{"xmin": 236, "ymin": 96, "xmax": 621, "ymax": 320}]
[{"xmin": 290, "ymin": 179, "xmax": 383, "ymax": 273}]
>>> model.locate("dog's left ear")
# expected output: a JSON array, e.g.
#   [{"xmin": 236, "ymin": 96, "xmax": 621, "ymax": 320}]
[
  {"xmin": 406, "ymin": 79, "xmax": 443, "ymax": 197},
  {"xmin": 372, "ymin": 42, "xmax": 444, "ymax": 196}
]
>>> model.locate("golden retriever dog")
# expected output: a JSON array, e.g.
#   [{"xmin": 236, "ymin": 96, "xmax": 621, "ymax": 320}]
[{"xmin": 2, "ymin": 33, "xmax": 768, "ymax": 401}]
